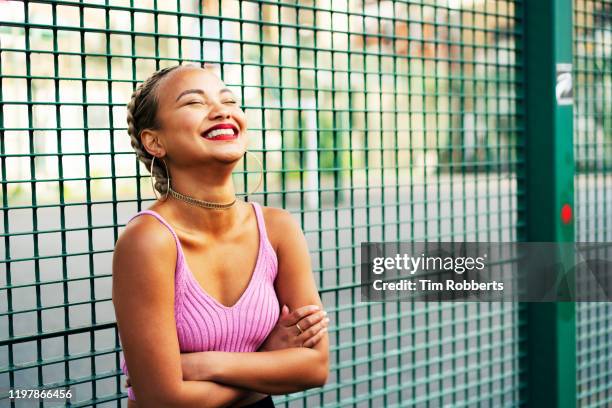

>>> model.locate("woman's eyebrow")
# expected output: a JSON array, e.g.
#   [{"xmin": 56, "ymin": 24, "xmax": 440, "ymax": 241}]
[{"xmin": 175, "ymin": 88, "xmax": 234, "ymax": 102}]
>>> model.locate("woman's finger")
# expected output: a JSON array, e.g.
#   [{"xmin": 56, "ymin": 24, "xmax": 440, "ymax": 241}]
[
  {"xmin": 302, "ymin": 327, "xmax": 328, "ymax": 348},
  {"xmin": 298, "ymin": 317, "xmax": 330, "ymax": 342},
  {"xmin": 296, "ymin": 310, "xmax": 327, "ymax": 332},
  {"xmin": 282, "ymin": 304, "xmax": 320, "ymax": 326}
]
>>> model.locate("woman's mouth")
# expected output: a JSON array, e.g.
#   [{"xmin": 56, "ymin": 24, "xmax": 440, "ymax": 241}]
[
  {"xmin": 202, "ymin": 128, "xmax": 238, "ymax": 141},
  {"xmin": 201, "ymin": 124, "xmax": 239, "ymax": 141}
]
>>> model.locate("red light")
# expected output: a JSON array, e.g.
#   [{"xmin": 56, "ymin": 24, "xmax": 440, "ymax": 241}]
[{"xmin": 561, "ymin": 204, "xmax": 572, "ymax": 224}]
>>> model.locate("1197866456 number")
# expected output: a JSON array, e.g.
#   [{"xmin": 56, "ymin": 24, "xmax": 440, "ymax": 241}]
[{"xmin": 8, "ymin": 388, "xmax": 73, "ymax": 400}]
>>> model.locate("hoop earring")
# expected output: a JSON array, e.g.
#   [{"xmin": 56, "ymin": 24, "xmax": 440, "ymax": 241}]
[
  {"xmin": 150, "ymin": 155, "xmax": 170, "ymax": 201},
  {"xmin": 238, "ymin": 150, "xmax": 264, "ymax": 197}
]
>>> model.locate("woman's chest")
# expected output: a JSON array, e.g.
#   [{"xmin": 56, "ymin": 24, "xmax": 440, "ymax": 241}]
[
  {"xmin": 180, "ymin": 232, "xmax": 261, "ymax": 308},
  {"xmin": 175, "ymin": 271, "xmax": 280, "ymax": 353}
]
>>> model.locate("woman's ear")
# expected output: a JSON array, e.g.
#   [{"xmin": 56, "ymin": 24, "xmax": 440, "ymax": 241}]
[{"xmin": 140, "ymin": 129, "xmax": 166, "ymax": 157}]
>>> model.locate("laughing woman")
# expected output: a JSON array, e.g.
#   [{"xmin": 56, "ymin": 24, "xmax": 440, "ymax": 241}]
[{"xmin": 112, "ymin": 63, "xmax": 330, "ymax": 407}]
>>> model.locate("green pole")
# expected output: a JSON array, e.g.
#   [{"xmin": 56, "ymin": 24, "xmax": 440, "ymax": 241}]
[{"xmin": 519, "ymin": 0, "xmax": 576, "ymax": 407}]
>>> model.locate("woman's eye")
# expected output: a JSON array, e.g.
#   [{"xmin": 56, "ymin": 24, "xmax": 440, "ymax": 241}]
[
  {"xmin": 224, "ymin": 100, "xmax": 237, "ymax": 104},
  {"xmin": 188, "ymin": 100, "xmax": 204, "ymax": 105}
]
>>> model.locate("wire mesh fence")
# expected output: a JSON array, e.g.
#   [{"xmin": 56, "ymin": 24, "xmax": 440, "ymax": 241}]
[
  {"xmin": 0, "ymin": 0, "xmax": 609, "ymax": 407},
  {"xmin": 574, "ymin": 1, "xmax": 612, "ymax": 407}
]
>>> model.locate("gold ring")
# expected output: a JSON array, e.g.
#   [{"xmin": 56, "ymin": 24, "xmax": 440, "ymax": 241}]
[{"xmin": 296, "ymin": 323, "xmax": 303, "ymax": 334}]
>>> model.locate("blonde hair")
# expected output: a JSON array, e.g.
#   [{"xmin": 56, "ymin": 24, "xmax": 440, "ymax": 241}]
[{"xmin": 126, "ymin": 63, "xmax": 201, "ymax": 196}]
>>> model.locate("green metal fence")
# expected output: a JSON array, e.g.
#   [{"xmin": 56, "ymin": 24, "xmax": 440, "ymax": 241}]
[
  {"xmin": 574, "ymin": 0, "xmax": 612, "ymax": 406},
  {"xmin": 0, "ymin": 0, "xmax": 609, "ymax": 407}
]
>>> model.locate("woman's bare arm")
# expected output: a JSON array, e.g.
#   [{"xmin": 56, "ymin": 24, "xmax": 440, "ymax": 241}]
[
  {"xmin": 112, "ymin": 217, "xmax": 263, "ymax": 408},
  {"xmin": 176, "ymin": 208, "xmax": 330, "ymax": 394},
  {"xmin": 184, "ymin": 348, "xmax": 328, "ymax": 395}
]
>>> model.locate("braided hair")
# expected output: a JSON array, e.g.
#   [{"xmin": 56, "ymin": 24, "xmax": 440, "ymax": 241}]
[{"xmin": 126, "ymin": 63, "xmax": 196, "ymax": 196}]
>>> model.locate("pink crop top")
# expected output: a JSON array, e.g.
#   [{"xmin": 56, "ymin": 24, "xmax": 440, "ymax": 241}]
[{"xmin": 119, "ymin": 201, "xmax": 280, "ymax": 401}]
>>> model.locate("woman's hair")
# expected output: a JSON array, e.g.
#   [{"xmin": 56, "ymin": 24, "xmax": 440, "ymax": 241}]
[{"xmin": 126, "ymin": 63, "xmax": 200, "ymax": 196}]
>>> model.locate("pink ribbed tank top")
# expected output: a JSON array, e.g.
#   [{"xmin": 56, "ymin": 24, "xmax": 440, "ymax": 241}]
[{"xmin": 119, "ymin": 201, "xmax": 280, "ymax": 401}]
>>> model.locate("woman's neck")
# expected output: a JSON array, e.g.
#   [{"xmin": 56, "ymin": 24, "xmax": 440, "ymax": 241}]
[
  {"xmin": 165, "ymin": 198, "xmax": 247, "ymax": 238},
  {"xmin": 152, "ymin": 166, "xmax": 246, "ymax": 236}
]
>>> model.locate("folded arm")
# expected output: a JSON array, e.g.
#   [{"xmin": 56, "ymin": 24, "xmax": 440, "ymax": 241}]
[{"xmin": 182, "ymin": 347, "xmax": 327, "ymax": 394}]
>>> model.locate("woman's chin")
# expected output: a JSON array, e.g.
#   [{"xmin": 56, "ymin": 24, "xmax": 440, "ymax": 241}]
[
  {"xmin": 198, "ymin": 137, "xmax": 248, "ymax": 162},
  {"xmin": 208, "ymin": 149, "xmax": 248, "ymax": 164},
  {"xmin": 202, "ymin": 137, "xmax": 247, "ymax": 152}
]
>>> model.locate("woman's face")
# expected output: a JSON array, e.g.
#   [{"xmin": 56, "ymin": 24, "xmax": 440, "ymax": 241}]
[{"xmin": 150, "ymin": 66, "xmax": 248, "ymax": 166}]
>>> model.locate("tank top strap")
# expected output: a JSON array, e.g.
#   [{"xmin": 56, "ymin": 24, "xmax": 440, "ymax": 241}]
[
  {"xmin": 249, "ymin": 201, "xmax": 277, "ymax": 277},
  {"xmin": 249, "ymin": 201, "xmax": 268, "ymax": 246}
]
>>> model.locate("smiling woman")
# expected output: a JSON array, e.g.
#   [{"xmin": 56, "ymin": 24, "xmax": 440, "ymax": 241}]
[{"xmin": 112, "ymin": 63, "xmax": 330, "ymax": 407}]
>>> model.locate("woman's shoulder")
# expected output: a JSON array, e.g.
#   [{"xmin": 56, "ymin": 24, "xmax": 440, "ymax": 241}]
[
  {"xmin": 125, "ymin": 209, "xmax": 175, "ymax": 238},
  {"xmin": 112, "ymin": 213, "xmax": 178, "ymax": 295},
  {"xmin": 259, "ymin": 204, "xmax": 302, "ymax": 253},
  {"xmin": 115, "ymin": 209, "xmax": 177, "ymax": 261},
  {"xmin": 259, "ymin": 203, "xmax": 294, "ymax": 227}
]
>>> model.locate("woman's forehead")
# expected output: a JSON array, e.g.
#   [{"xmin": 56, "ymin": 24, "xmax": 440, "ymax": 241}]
[{"xmin": 159, "ymin": 66, "xmax": 225, "ymax": 102}]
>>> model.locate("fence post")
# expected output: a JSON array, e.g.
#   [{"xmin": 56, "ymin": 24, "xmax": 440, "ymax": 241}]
[{"xmin": 519, "ymin": 0, "xmax": 576, "ymax": 407}]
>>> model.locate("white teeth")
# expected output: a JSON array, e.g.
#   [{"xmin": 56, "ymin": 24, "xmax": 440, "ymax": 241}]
[{"xmin": 204, "ymin": 128, "xmax": 235, "ymax": 138}]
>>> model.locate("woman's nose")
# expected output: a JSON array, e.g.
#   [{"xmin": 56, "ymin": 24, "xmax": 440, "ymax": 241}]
[{"xmin": 208, "ymin": 100, "xmax": 231, "ymax": 120}]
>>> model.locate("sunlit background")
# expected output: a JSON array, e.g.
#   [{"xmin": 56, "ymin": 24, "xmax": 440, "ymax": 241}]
[{"xmin": 1, "ymin": 0, "xmax": 610, "ymax": 406}]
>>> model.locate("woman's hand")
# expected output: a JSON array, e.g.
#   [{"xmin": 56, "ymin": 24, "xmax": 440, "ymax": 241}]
[{"xmin": 258, "ymin": 304, "xmax": 329, "ymax": 351}]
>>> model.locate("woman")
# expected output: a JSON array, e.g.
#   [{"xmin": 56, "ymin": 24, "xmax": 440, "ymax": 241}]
[{"xmin": 112, "ymin": 63, "xmax": 330, "ymax": 407}]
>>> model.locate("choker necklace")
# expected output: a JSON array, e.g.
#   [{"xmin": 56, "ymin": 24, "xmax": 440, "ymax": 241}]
[{"xmin": 168, "ymin": 186, "xmax": 237, "ymax": 210}]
